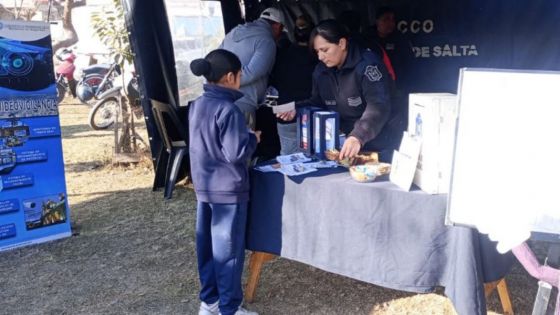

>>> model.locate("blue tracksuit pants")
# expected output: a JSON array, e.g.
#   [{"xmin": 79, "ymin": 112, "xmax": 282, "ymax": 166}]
[{"xmin": 196, "ymin": 201, "xmax": 247, "ymax": 315}]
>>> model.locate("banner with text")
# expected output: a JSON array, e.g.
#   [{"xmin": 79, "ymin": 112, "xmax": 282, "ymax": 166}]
[
  {"xmin": 0, "ymin": 20, "xmax": 71, "ymax": 252},
  {"xmin": 379, "ymin": 0, "xmax": 560, "ymax": 92}
]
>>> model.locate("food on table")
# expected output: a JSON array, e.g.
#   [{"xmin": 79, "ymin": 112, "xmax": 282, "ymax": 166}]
[
  {"xmin": 325, "ymin": 149, "xmax": 379, "ymax": 166},
  {"xmin": 349, "ymin": 164, "xmax": 378, "ymax": 183},
  {"xmin": 348, "ymin": 163, "xmax": 392, "ymax": 183},
  {"xmin": 375, "ymin": 163, "xmax": 391, "ymax": 176}
]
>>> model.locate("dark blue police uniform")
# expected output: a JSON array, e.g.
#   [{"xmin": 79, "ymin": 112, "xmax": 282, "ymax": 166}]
[{"xmin": 299, "ymin": 41, "xmax": 403, "ymax": 161}]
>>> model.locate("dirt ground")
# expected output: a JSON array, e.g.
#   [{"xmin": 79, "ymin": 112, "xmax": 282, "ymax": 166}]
[{"xmin": 0, "ymin": 100, "xmax": 552, "ymax": 314}]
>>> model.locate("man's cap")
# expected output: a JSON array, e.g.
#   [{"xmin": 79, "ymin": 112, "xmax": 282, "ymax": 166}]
[{"xmin": 260, "ymin": 8, "xmax": 285, "ymax": 25}]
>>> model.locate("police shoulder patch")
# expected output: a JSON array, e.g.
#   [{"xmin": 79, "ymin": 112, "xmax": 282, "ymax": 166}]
[{"xmin": 364, "ymin": 65, "xmax": 382, "ymax": 82}]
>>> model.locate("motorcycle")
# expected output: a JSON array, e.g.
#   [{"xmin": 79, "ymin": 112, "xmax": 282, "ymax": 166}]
[
  {"xmin": 88, "ymin": 70, "xmax": 141, "ymax": 130},
  {"xmin": 76, "ymin": 61, "xmax": 121, "ymax": 105},
  {"xmin": 55, "ymin": 48, "xmax": 112, "ymax": 104},
  {"xmin": 54, "ymin": 48, "xmax": 77, "ymax": 103}
]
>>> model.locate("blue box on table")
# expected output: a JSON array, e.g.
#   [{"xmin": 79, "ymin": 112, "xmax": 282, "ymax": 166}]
[
  {"xmin": 296, "ymin": 106, "xmax": 323, "ymax": 155},
  {"xmin": 313, "ymin": 111, "xmax": 340, "ymax": 159}
]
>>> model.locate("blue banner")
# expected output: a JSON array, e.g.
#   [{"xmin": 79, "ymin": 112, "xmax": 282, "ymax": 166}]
[
  {"xmin": 0, "ymin": 223, "xmax": 16, "ymax": 240},
  {"xmin": 0, "ymin": 20, "xmax": 71, "ymax": 252},
  {"xmin": 384, "ymin": 0, "xmax": 560, "ymax": 92},
  {"xmin": 0, "ymin": 199, "xmax": 19, "ymax": 215}
]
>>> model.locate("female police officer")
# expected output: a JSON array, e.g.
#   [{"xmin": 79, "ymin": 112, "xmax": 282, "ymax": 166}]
[{"xmin": 278, "ymin": 19, "xmax": 402, "ymax": 162}]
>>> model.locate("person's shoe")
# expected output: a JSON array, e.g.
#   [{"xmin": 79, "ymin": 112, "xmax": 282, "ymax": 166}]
[
  {"xmin": 219, "ymin": 306, "xmax": 259, "ymax": 315},
  {"xmin": 233, "ymin": 306, "xmax": 259, "ymax": 315},
  {"xmin": 198, "ymin": 301, "xmax": 219, "ymax": 315}
]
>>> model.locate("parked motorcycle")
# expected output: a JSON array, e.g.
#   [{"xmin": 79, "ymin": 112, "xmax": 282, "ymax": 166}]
[
  {"xmin": 54, "ymin": 48, "xmax": 77, "ymax": 103},
  {"xmin": 55, "ymin": 48, "xmax": 112, "ymax": 105},
  {"xmin": 76, "ymin": 62, "xmax": 120, "ymax": 105},
  {"xmin": 88, "ymin": 71, "xmax": 140, "ymax": 130}
]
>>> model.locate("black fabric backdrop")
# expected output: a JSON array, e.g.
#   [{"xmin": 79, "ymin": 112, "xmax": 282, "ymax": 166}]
[
  {"xmin": 123, "ymin": 0, "xmax": 178, "ymax": 162},
  {"xmin": 123, "ymin": 0, "xmax": 560, "ymax": 166},
  {"xmin": 249, "ymin": 0, "xmax": 560, "ymax": 92}
]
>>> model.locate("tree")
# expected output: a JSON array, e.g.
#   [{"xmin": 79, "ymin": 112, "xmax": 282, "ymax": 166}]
[
  {"xmin": 52, "ymin": 0, "xmax": 86, "ymax": 52},
  {"xmin": 91, "ymin": 0, "xmax": 133, "ymax": 65},
  {"xmin": 91, "ymin": 0, "xmax": 138, "ymax": 157},
  {"xmin": 0, "ymin": 4, "xmax": 15, "ymax": 20},
  {"xmin": 12, "ymin": 0, "xmax": 38, "ymax": 20}
]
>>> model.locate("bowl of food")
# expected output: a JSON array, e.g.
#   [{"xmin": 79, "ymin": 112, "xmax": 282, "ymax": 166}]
[
  {"xmin": 349, "ymin": 164, "xmax": 378, "ymax": 183},
  {"xmin": 348, "ymin": 163, "xmax": 392, "ymax": 183}
]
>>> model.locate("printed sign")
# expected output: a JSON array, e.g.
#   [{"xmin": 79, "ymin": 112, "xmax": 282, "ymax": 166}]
[{"xmin": 0, "ymin": 20, "xmax": 71, "ymax": 252}]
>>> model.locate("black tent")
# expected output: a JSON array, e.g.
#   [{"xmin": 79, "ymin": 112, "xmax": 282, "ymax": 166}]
[{"xmin": 123, "ymin": 0, "xmax": 560, "ymax": 168}]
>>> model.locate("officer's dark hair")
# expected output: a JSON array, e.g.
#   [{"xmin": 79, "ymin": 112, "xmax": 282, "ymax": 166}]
[
  {"xmin": 375, "ymin": 6, "xmax": 395, "ymax": 20},
  {"xmin": 309, "ymin": 19, "xmax": 349, "ymax": 47},
  {"xmin": 190, "ymin": 49, "xmax": 241, "ymax": 83}
]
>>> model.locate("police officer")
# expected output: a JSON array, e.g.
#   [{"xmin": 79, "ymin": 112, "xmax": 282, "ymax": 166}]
[{"xmin": 278, "ymin": 19, "xmax": 402, "ymax": 162}]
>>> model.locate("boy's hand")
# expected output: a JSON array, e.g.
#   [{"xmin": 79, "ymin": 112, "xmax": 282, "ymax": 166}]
[
  {"xmin": 276, "ymin": 109, "xmax": 296, "ymax": 121},
  {"xmin": 254, "ymin": 130, "xmax": 262, "ymax": 143}
]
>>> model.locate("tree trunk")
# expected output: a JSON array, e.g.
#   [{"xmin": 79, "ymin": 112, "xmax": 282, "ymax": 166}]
[
  {"xmin": 52, "ymin": 0, "xmax": 78, "ymax": 52},
  {"xmin": 118, "ymin": 97, "xmax": 133, "ymax": 153}
]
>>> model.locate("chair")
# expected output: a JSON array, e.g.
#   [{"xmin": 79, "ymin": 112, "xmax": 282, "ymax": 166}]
[{"xmin": 151, "ymin": 99, "xmax": 189, "ymax": 199}]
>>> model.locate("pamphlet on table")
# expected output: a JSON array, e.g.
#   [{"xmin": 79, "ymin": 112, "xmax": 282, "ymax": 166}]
[{"xmin": 254, "ymin": 153, "xmax": 337, "ymax": 176}]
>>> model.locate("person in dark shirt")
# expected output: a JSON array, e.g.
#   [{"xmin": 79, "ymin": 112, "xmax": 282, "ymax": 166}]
[
  {"xmin": 338, "ymin": 9, "xmax": 398, "ymax": 82},
  {"xmin": 189, "ymin": 49, "xmax": 260, "ymax": 315},
  {"xmin": 269, "ymin": 14, "xmax": 318, "ymax": 155},
  {"xmin": 370, "ymin": 7, "xmax": 415, "ymax": 104},
  {"xmin": 278, "ymin": 20, "xmax": 403, "ymax": 162}
]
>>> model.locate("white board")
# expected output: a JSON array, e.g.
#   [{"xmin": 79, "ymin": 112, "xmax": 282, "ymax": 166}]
[{"xmin": 447, "ymin": 68, "xmax": 560, "ymax": 253}]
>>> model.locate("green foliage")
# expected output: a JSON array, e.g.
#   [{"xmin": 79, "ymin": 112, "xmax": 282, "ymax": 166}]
[{"xmin": 91, "ymin": 0, "xmax": 132, "ymax": 66}]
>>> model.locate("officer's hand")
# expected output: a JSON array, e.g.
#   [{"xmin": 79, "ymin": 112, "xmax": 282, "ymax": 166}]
[
  {"xmin": 339, "ymin": 136, "xmax": 361, "ymax": 160},
  {"xmin": 276, "ymin": 109, "xmax": 296, "ymax": 121}
]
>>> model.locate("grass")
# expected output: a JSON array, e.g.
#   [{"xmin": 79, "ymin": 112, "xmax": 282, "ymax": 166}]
[{"xmin": 0, "ymin": 99, "xmax": 550, "ymax": 314}]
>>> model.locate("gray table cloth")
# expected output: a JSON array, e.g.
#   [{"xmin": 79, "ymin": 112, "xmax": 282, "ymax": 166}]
[{"xmin": 246, "ymin": 168, "xmax": 514, "ymax": 315}]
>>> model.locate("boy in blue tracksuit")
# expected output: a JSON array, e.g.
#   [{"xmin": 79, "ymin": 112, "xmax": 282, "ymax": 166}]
[{"xmin": 189, "ymin": 49, "xmax": 260, "ymax": 315}]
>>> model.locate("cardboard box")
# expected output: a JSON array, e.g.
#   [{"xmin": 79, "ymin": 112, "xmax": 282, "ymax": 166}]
[
  {"xmin": 408, "ymin": 93, "xmax": 458, "ymax": 194},
  {"xmin": 313, "ymin": 111, "xmax": 339, "ymax": 159}
]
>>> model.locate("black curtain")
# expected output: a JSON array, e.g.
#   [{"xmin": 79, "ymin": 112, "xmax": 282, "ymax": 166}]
[
  {"xmin": 122, "ymin": 0, "xmax": 243, "ymax": 166},
  {"xmin": 122, "ymin": 0, "xmax": 179, "ymax": 165},
  {"xmin": 221, "ymin": 0, "xmax": 244, "ymax": 33}
]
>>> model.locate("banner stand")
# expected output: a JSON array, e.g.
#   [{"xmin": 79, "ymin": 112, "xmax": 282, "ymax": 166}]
[{"xmin": 0, "ymin": 20, "xmax": 72, "ymax": 252}]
